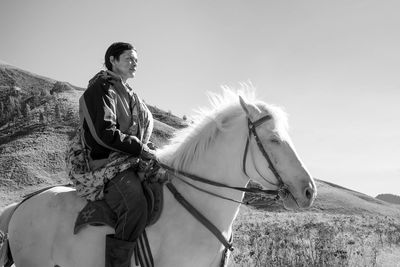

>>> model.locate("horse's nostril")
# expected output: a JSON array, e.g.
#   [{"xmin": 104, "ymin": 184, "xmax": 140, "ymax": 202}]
[{"xmin": 305, "ymin": 187, "xmax": 313, "ymax": 200}]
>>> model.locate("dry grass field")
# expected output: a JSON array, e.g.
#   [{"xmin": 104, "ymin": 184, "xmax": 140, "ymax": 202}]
[
  {"xmin": 1, "ymin": 62, "xmax": 399, "ymax": 266},
  {"xmin": 230, "ymin": 207, "xmax": 400, "ymax": 266}
]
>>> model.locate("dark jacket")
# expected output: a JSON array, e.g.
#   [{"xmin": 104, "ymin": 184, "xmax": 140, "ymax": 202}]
[{"xmin": 80, "ymin": 71, "xmax": 153, "ymax": 160}]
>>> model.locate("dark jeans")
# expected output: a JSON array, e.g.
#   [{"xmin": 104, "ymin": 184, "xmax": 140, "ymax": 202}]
[{"xmin": 104, "ymin": 168, "xmax": 148, "ymax": 242}]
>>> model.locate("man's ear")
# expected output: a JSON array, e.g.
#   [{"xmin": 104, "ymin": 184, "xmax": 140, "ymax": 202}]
[
  {"xmin": 239, "ymin": 95, "xmax": 261, "ymax": 120},
  {"xmin": 109, "ymin": 56, "xmax": 116, "ymax": 66}
]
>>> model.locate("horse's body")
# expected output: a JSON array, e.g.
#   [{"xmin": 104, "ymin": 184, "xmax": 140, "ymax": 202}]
[
  {"xmin": 7, "ymin": 185, "xmax": 229, "ymax": 266},
  {"xmin": 0, "ymin": 89, "xmax": 316, "ymax": 267}
]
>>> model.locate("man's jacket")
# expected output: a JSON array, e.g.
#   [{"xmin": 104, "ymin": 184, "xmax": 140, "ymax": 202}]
[{"xmin": 80, "ymin": 71, "xmax": 153, "ymax": 160}]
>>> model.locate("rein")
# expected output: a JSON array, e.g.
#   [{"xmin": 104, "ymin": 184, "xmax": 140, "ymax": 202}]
[
  {"xmin": 160, "ymin": 113, "xmax": 289, "ymax": 251},
  {"xmin": 160, "ymin": 163, "xmax": 282, "ymax": 204}
]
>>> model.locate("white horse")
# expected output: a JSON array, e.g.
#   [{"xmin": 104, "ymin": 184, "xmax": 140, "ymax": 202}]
[{"xmin": 0, "ymin": 88, "xmax": 316, "ymax": 267}]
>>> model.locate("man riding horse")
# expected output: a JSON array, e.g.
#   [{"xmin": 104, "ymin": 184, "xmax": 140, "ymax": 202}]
[{"xmin": 66, "ymin": 42, "xmax": 156, "ymax": 267}]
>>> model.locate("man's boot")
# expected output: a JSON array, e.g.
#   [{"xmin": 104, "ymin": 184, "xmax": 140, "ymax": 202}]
[{"xmin": 105, "ymin": 234, "xmax": 135, "ymax": 267}]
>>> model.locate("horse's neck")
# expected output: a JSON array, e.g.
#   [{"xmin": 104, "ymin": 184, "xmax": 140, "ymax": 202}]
[{"xmin": 161, "ymin": 129, "xmax": 248, "ymax": 236}]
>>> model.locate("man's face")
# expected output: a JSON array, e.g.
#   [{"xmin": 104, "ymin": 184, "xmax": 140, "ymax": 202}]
[{"xmin": 111, "ymin": 49, "xmax": 138, "ymax": 81}]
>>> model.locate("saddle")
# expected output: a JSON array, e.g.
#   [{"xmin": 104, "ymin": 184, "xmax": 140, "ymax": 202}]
[{"xmin": 74, "ymin": 174, "xmax": 165, "ymax": 234}]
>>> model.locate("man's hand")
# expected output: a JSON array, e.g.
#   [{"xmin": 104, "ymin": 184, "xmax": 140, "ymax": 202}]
[
  {"xmin": 141, "ymin": 144, "xmax": 157, "ymax": 161},
  {"xmin": 147, "ymin": 142, "xmax": 157, "ymax": 150}
]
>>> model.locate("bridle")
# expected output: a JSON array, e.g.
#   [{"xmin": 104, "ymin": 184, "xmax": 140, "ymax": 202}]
[
  {"xmin": 242, "ymin": 115, "xmax": 287, "ymax": 193},
  {"xmin": 158, "ymin": 111, "xmax": 289, "ymax": 251}
]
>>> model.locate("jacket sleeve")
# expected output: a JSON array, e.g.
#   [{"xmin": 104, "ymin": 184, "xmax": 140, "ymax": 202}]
[
  {"xmin": 81, "ymin": 78, "xmax": 144, "ymax": 157},
  {"xmin": 142, "ymin": 103, "xmax": 154, "ymax": 144}
]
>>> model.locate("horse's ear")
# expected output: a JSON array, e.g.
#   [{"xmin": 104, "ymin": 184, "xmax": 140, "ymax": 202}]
[
  {"xmin": 239, "ymin": 96, "xmax": 260, "ymax": 119},
  {"xmin": 239, "ymin": 96, "xmax": 250, "ymax": 116}
]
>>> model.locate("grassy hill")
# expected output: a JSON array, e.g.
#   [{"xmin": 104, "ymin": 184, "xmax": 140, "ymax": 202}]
[
  {"xmin": 376, "ymin": 193, "xmax": 400, "ymax": 205},
  {"xmin": 309, "ymin": 179, "xmax": 400, "ymax": 217},
  {"xmin": 1, "ymin": 62, "xmax": 399, "ymax": 266}
]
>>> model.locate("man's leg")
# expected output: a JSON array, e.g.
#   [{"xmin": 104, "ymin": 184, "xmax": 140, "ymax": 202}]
[
  {"xmin": 103, "ymin": 168, "xmax": 148, "ymax": 267},
  {"xmin": 104, "ymin": 168, "xmax": 148, "ymax": 241}
]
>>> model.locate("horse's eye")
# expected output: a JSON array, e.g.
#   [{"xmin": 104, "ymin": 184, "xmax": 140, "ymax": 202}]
[{"xmin": 270, "ymin": 138, "xmax": 280, "ymax": 144}]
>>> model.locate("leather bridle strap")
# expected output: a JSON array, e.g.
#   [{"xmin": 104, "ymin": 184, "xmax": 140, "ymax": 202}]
[
  {"xmin": 242, "ymin": 115, "xmax": 284, "ymax": 188},
  {"xmin": 166, "ymin": 182, "xmax": 234, "ymax": 251}
]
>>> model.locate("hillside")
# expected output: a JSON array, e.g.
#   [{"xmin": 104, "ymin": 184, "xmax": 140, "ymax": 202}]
[
  {"xmin": 1, "ymin": 62, "xmax": 399, "ymax": 222},
  {"xmin": 310, "ymin": 179, "xmax": 400, "ymax": 217},
  {"xmin": 0, "ymin": 63, "xmax": 56, "ymax": 92},
  {"xmin": 376, "ymin": 193, "xmax": 400, "ymax": 205}
]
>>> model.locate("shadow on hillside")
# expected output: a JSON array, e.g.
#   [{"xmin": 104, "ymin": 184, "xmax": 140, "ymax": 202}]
[
  {"xmin": 0, "ymin": 121, "xmax": 79, "ymax": 145},
  {"xmin": 0, "ymin": 122, "xmax": 78, "ymax": 143},
  {"xmin": 0, "ymin": 123, "xmax": 47, "ymax": 145}
]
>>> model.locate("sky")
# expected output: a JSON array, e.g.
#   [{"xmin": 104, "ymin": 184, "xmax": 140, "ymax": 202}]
[{"xmin": 0, "ymin": 0, "xmax": 399, "ymax": 197}]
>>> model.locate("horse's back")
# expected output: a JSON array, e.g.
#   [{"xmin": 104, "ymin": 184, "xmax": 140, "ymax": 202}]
[{"xmin": 8, "ymin": 186, "xmax": 113, "ymax": 267}]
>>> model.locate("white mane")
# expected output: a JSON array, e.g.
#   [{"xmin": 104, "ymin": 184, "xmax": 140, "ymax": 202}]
[{"xmin": 157, "ymin": 86, "xmax": 289, "ymax": 170}]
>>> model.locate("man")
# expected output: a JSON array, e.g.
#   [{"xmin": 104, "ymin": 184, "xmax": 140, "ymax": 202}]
[{"xmin": 69, "ymin": 42, "xmax": 156, "ymax": 267}]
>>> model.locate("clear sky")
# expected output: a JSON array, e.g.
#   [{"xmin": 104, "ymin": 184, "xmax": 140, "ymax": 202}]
[{"xmin": 0, "ymin": 0, "xmax": 399, "ymax": 197}]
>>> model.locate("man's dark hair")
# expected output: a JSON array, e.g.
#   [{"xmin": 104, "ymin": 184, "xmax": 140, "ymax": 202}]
[{"xmin": 104, "ymin": 42, "xmax": 135, "ymax": 70}]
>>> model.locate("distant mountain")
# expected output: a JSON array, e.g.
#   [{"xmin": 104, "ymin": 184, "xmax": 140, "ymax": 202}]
[
  {"xmin": 376, "ymin": 194, "xmax": 400, "ymax": 205},
  {"xmin": 0, "ymin": 62, "xmax": 399, "ymax": 220}
]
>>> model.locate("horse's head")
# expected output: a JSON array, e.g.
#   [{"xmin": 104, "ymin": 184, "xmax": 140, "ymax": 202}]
[
  {"xmin": 239, "ymin": 96, "xmax": 316, "ymax": 210},
  {"xmin": 158, "ymin": 87, "xmax": 316, "ymax": 210}
]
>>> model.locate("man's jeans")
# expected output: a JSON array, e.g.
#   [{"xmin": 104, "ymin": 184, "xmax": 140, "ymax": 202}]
[{"xmin": 104, "ymin": 168, "xmax": 148, "ymax": 242}]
